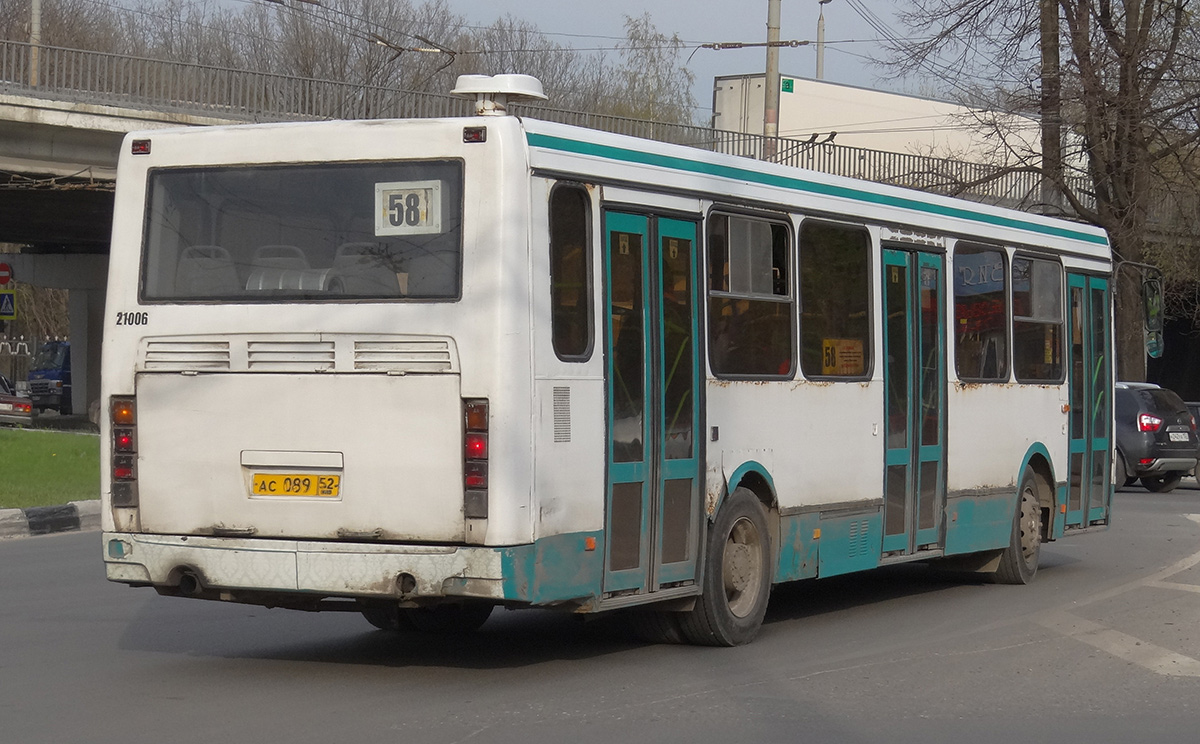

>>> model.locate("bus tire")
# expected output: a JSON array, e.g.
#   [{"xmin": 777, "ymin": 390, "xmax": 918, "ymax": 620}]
[
  {"xmin": 992, "ymin": 471, "xmax": 1042, "ymax": 585},
  {"xmin": 360, "ymin": 602, "xmax": 414, "ymax": 632},
  {"xmin": 679, "ymin": 487, "xmax": 771, "ymax": 646},
  {"xmin": 404, "ymin": 603, "xmax": 494, "ymax": 634},
  {"xmin": 627, "ymin": 610, "xmax": 686, "ymax": 644}
]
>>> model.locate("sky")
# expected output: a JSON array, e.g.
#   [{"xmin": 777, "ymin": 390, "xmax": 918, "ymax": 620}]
[{"xmin": 442, "ymin": 0, "xmax": 919, "ymax": 119}]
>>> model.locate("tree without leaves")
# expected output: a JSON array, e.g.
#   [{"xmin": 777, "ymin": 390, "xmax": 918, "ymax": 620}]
[
  {"xmin": 1, "ymin": 0, "xmax": 696, "ymax": 123},
  {"xmin": 888, "ymin": 0, "xmax": 1200, "ymax": 381}
]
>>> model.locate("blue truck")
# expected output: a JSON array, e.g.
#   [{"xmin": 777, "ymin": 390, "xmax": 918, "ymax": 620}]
[{"xmin": 28, "ymin": 340, "xmax": 71, "ymax": 415}]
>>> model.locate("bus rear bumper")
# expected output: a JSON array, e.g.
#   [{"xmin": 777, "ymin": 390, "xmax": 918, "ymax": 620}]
[{"xmin": 102, "ymin": 531, "xmax": 507, "ymax": 601}]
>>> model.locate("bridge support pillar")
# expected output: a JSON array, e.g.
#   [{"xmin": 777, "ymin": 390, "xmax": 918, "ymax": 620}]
[{"xmin": 6, "ymin": 253, "xmax": 108, "ymax": 419}]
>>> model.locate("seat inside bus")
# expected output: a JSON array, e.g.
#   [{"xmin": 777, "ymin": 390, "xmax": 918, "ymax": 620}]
[{"xmin": 175, "ymin": 245, "xmax": 241, "ymax": 296}]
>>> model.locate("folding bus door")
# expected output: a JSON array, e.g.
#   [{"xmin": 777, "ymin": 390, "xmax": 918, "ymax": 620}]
[
  {"xmin": 1066, "ymin": 274, "xmax": 1112, "ymax": 527},
  {"xmin": 882, "ymin": 248, "xmax": 946, "ymax": 554},
  {"xmin": 603, "ymin": 211, "xmax": 703, "ymax": 596}
]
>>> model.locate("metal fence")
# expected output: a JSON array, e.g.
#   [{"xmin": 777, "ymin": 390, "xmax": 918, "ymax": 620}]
[
  {"xmin": 0, "ymin": 334, "xmax": 57, "ymax": 388},
  {"xmin": 7, "ymin": 39, "xmax": 1194, "ymax": 224}
]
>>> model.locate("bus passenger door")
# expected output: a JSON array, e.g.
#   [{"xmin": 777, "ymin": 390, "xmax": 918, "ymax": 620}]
[
  {"xmin": 1066, "ymin": 275, "xmax": 1111, "ymax": 527},
  {"xmin": 603, "ymin": 212, "xmax": 702, "ymax": 595},
  {"xmin": 882, "ymin": 249, "xmax": 946, "ymax": 554}
]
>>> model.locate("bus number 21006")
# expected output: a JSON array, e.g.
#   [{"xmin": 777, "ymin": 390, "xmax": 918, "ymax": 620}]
[{"xmin": 115, "ymin": 311, "xmax": 150, "ymax": 326}]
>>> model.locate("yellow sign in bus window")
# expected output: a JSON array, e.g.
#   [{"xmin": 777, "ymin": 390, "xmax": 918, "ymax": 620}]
[{"xmin": 822, "ymin": 338, "xmax": 865, "ymax": 376}]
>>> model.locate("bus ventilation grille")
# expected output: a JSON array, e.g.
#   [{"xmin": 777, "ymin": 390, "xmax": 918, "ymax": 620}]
[
  {"xmin": 847, "ymin": 519, "xmax": 871, "ymax": 558},
  {"xmin": 553, "ymin": 386, "xmax": 571, "ymax": 443},
  {"xmin": 354, "ymin": 340, "xmax": 452, "ymax": 372},
  {"xmin": 247, "ymin": 340, "xmax": 335, "ymax": 371},
  {"xmin": 143, "ymin": 341, "xmax": 231, "ymax": 370}
]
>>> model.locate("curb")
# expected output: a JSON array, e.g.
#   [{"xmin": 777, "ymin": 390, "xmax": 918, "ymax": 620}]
[{"xmin": 0, "ymin": 500, "xmax": 100, "ymax": 539}]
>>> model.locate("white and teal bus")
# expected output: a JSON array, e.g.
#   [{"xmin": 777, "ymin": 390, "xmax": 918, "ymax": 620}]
[{"xmin": 101, "ymin": 75, "xmax": 1113, "ymax": 646}]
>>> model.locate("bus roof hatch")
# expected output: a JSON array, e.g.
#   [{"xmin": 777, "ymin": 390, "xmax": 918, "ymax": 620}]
[{"xmin": 451, "ymin": 74, "xmax": 547, "ymax": 116}]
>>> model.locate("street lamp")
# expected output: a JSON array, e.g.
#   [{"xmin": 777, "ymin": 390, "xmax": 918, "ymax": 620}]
[{"xmin": 817, "ymin": 0, "xmax": 833, "ymax": 80}]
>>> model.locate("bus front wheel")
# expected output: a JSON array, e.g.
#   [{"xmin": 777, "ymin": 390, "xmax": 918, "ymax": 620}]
[
  {"xmin": 679, "ymin": 487, "xmax": 772, "ymax": 646},
  {"xmin": 991, "ymin": 472, "xmax": 1042, "ymax": 585}
]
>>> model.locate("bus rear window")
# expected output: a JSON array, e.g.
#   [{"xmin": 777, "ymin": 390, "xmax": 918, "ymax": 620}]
[{"xmin": 141, "ymin": 161, "xmax": 463, "ymax": 302}]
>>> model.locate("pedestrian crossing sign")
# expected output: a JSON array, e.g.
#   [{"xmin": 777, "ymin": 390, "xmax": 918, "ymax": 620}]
[{"xmin": 0, "ymin": 290, "xmax": 15, "ymax": 320}]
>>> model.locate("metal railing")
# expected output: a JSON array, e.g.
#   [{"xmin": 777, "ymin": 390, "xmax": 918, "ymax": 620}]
[
  {"xmin": 5, "ymin": 39, "xmax": 1195, "ymax": 228},
  {"xmin": 0, "ymin": 40, "xmax": 472, "ymax": 122}
]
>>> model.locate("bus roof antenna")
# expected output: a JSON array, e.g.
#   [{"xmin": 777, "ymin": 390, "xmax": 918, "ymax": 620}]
[{"xmin": 451, "ymin": 74, "xmax": 547, "ymax": 116}]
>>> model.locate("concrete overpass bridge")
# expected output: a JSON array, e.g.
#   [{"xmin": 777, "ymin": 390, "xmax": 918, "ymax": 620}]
[
  {"xmin": 7, "ymin": 39, "xmax": 1188, "ymax": 414},
  {"xmin": 0, "ymin": 39, "xmax": 471, "ymax": 414}
]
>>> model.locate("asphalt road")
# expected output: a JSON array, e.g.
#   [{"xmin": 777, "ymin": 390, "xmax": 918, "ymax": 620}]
[{"xmin": 2, "ymin": 487, "xmax": 1199, "ymax": 744}]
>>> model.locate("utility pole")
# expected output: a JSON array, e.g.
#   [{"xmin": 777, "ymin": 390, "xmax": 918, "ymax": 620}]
[
  {"xmin": 29, "ymin": 0, "xmax": 41, "ymax": 87},
  {"xmin": 1039, "ymin": 0, "xmax": 1062, "ymax": 212},
  {"xmin": 817, "ymin": 0, "xmax": 832, "ymax": 79},
  {"xmin": 764, "ymin": 0, "xmax": 781, "ymax": 143}
]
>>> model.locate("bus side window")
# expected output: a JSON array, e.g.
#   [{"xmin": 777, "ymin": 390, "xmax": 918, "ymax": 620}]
[
  {"xmin": 953, "ymin": 244, "xmax": 1009, "ymax": 381},
  {"xmin": 798, "ymin": 221, "xmax": 871, "ymax": 378},
  {"xmin": 549, "ymin": 184, "xmax": 592, "ymax": 361},
  {"xmin": 1011, "ymin": 256, "xmax": 1064, "ymax": 383},
  {"xmin": 707, "ymin": 213, "xmax": 794, "ymax": 378}
]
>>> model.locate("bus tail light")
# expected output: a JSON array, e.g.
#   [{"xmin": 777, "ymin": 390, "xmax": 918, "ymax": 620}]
[
  {"xmin": 1138, "ymin": 414, "xmax": 1163, "ymax": 432},
  {"xmin": 463, "ymin": 398, "xmax": 488, "ymax": 519},
  {"xmin": 110, "ymin": 397, "xmax": 139, "ymax": 507}
]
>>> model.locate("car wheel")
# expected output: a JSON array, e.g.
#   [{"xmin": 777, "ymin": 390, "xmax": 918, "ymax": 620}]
[
  {"xmin": 1141, "ymin": 472, "xmax": 1183, "ymax": 493},
  {"xmin": 1116, "ymin": 450, "xmax": 1136, "ymax": 488}
]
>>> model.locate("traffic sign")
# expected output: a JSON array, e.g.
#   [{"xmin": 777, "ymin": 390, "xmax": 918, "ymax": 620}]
[
  {"xmin": 0, "ymin": 290, "xmax": 15, "ymax": 321},
  {"xmin": 0, "ymin": 262, "xmax": 11, "ymax": 285}
]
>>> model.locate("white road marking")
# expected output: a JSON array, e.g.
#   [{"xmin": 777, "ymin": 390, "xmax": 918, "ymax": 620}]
[
  {"xmin": 1036, "ymin": 519, "xmax": 1200, "ymax": 677},
  {"xmin": 1036, "ymin": 611, "xmax": 1200, "ymax": 678},
  {"xmin": 1149, "ymin": 580, "xmax": 1200, "ymax": 595}
]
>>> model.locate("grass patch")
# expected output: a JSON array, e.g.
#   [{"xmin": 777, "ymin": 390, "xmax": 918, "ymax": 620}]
[{"xmin": 0, "ymin": 428, "xmax": 100, "ymax": 509}]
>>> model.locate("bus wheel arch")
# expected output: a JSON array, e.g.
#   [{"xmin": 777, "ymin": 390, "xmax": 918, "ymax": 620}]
[{"xmin": 717, "ymin": 461, "xmax": 778, "ymax": 518}]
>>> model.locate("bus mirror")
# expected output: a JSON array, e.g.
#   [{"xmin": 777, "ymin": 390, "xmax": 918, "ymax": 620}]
[{"xmin": 1143, "ymin": 276, "xmax": 1164, "ymax": 359}]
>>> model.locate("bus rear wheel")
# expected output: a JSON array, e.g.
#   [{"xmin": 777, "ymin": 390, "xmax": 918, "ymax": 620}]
[
  {"xmin": 992, "ymin": 472, "xmax": 1042, "ymax": 585},
  {"xmin": 405, "ymin": 603, "xmax": 494, "ymax": 634},
  {"xmin": 360, "ymin": 602, "xmax": 414, "ymax": 632},
  {"xmin": 679, "ymin": 487, "xmax": 771, "ymax": 646}
]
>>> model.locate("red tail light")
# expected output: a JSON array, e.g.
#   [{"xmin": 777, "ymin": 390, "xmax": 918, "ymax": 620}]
[
  {"xmin": 463, "ymin": 399, "xmax": 488, "ymax": 519},
  {"xmin": 465, "ymin": 432, "xmax": 488, "ymax": 459},
  {"xmin": 1138, "ymin": 414, "xmax": 1163, "ymax": 432},
  {"xmin": 110, "ymin": 397, "xmax": 139, "ymax": 507}
]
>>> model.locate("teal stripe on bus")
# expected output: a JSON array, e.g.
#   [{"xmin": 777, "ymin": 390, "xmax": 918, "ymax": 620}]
[{"xmin": 526, "ymin": 132, "xmax": 1109, "ymax": 247}]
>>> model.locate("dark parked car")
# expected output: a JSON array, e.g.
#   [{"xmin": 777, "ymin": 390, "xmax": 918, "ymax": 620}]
[
  {"xmin": 1114, "ymin": 382, "xmax": 1200, "ymax": 492},
  {"xmin": 0, "ymin": 373, "xmax": 33, "ymax": 427}
]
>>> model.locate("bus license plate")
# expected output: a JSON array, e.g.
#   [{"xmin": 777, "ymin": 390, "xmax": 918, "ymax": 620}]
[
  {"xmin": 251, "ymin": 473, "xmax": 340, "ymax": 497},
  {"xmin": 1170, "ymin": 432, "xmax": 1189, "ymax": 442}
]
